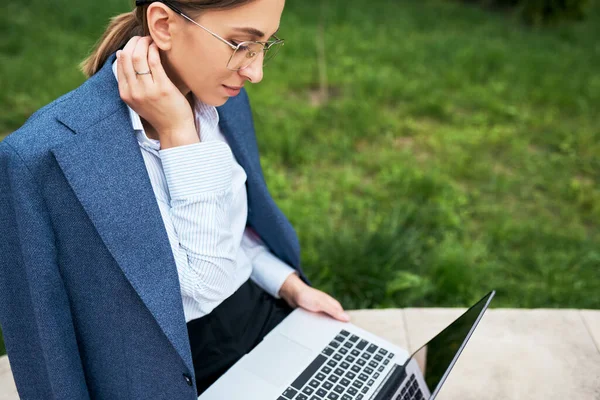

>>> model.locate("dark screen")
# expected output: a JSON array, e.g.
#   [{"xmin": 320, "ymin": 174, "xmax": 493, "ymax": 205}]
[{"xmin": 408, "ymin": 292, "xmax": 493, "ymax": 398}]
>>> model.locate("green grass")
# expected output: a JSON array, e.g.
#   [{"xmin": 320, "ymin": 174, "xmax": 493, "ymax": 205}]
[{"xmin": 1, "ymin": 0, "xmax": 599, "ymax": 357}]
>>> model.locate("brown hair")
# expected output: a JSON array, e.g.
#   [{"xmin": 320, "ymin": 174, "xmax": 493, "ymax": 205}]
[{"xmin": 79, "ymin": 0, "xmax": 255, "ymax": 78}]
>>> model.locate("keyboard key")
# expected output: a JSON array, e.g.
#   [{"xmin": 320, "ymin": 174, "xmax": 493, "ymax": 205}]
[
  {"xmin": 310, "ymin": 396, "xmax": 322, "ymax": 400},
  {"xmin": 374, "ymin": 354, "xmax": 383, "ymax": 362},
  {"xmin": 343, "ymin": 342, "xmax": 353, "ymax": 349},
  {"xmin": 383, "ymin": 359, "xmax": 390, "ymax": 365},
  {"xmin": 322, "ymin": 347, "xmax": 334, "ymax": 356},
  {"xmin": 342, "ymin": 395, "xmax": 352, "ymax": 400},
  {"xmin": 341, "ymin": 377, "xmax": 350, "ymax": 386},
  {"xmin": 317, "ymin": 388, "xmax": 327, "ymax": 397},
  {"xmin": 351, "ymin": 365, "xmax": 361, "ymax": 373},
  {"xmin": 323, "ymin": 381, "xmax": 333, "ymax": 390},
  {"xmin": 302, "ymin": 387, "xmax": 315, "ymax": 395},
  {"xmin": 334, "ymin": 368, "xmax": 344, "ymax": 376},
  {"xmin": 368, "ymin": 361, "xmax": 378, "ymax": 368},
  {"xmin": 345, "ymin": 371, "xmax": 356, "ymax": 379},
  {"xmin": 345, "ymin": 355, "xmax": 355, "ymax": 363},
  {"xmin": 356, "ymin": 340, "xmax": 368, "ymax": 350},
  {"xmin": 322, "ymin": 366, "xmax": 332, "ymax": 374},
  {"xmin": 340, "ymin": 361, "xmax": 350, "ymax": 369},
  {"xmin": 378, "ymin": 366, "xmax": 385, "ymax": 372},
  {"xmin": 291, "ymin": 355, "xmax": 328, "ymax": 390},
  {"xmin": 356, "ymin": 395, "xmax": 364, "ymax": 400},
  {"xmin": 378, "ymin": 348, "xmax": 388, "ymax": 356},
  {"xmin": 309, "ymin": 379, "xmax": 319, "ymax": 388},
  {"xmin": 282, "ymin": 387, "xmax": 297, "ymax": 398},
  {"xmin": 329, "ymin": 341, "xmax": 340, "ymax": 349},
  {"xmin": 364, "ymin": 367, "xmax": 373, "ymax": 375},
  {"xmin": 339, "ymin": 348, "xmax": 348, "ymax": 355},
  {"xmin": 358, "ymin": 373, "xmax": 368, "ymax": 381},
  {"xmin": 349, "ymin": 335, "xmax": 359, "ymax": 343},
  {"xmin": 351, "ymin": 349, "xmax": 360, "ymax": 357},
  {"xmin": 340, "ymin": 330, "xmax": 350, "ymax": 337},
  {"xmin": 352, "ymin": 380, "xmax": 364, "ymax": 388},
  {"xmin": 347, "ymin": 387, "xmax": 358, "ymax": 395},
  {"xmin": 387, "ymin": 352, "xmax": 394, "ymax": 358},
  {"xmin": 357, "ymin": 359, "xmax": 366, "ymax": 366},
  {"xmin": 361, "ymin": 353, "xmax": 371, "ymax": 360},
  {"xmin": 367, "ymin": 344, "xmax": 378, "ymax": 354},
  {"xmin": 297, "ymin": 394, "xmax": 308, "ymax": 400},
  {"xmin": 334, "ymin": 385, "xmax": 344, "ymax": 394},
  {"xmin": 327, "ymin": 360, "xmax": 337, "ymax": 368},
  {"xmin": 316, "ymin": 373, "xmax": 326, "ymax": 381},
  {"xmin": 327, "ymin": 393, "xmax": 339, "ymax": 400},
  {"xmin": 328, "ymin": 375, "xmax": 339, "ymax": 383},
  {"xmin": 367, "ymin": 379, "xmax": 374, "ymax": 386},
  {"xmin": 361, "ymin": 386, "xmax": 369, "ymax": 394},
  {"xmin": 373, "ymin": 372, "xmax": 379, "ymax": 379},
  {"xmin": 333, "ymin": 354, "xmax": 343, "ymax": 361}
]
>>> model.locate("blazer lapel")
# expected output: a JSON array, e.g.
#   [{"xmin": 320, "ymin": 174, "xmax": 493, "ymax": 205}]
[{"xmin": 50, "ymin": 53, "xmax": 194, "ymax": 375}]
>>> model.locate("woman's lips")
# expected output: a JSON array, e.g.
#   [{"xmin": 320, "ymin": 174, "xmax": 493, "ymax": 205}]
[{"xmin": 222, "ymin": 85, "xmax": 242, "ymax": 96}]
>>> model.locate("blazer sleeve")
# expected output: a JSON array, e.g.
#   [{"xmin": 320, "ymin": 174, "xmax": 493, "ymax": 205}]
[{"xmin": 0, "ymin": 141, "xmax": 90, "ymax": 399}]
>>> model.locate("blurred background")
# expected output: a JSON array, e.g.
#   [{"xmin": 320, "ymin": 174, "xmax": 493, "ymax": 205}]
[{"xmin": 1, "ymin": 0, "xmax": 599, "ymax": 357}]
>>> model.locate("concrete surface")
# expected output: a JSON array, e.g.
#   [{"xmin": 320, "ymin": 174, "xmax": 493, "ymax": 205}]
[
  {"xmin": 0, "ymin": 356, "xmax": 17, "ymax": 400},
  {"xmin": 1, "ymin": 309, "xmax": 599, "ymax": 399},
  {"xmin": 581, "ymin": 310, "xmax": 600, "ymax": 353}
]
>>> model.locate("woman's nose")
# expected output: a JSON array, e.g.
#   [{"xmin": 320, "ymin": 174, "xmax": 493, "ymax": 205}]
[{"xmin": 238, "ymin": 53, "xmax": 264, "ymax": 84}]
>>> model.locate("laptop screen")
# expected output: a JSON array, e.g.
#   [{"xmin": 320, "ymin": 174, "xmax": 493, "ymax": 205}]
[{"xmin": 407, "ymin": 291, "xmax": 494, "ymax": 398}]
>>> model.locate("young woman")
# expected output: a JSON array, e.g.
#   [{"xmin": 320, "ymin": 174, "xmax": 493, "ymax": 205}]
[{"xmin": 0, "ymin": 0, "xmax": 350, "ymax": 398}]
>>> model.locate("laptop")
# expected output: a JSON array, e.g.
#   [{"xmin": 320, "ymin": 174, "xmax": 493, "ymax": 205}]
[{"xmin": 199, "ymin": 290, "xmax": 495, "ymax": 400}]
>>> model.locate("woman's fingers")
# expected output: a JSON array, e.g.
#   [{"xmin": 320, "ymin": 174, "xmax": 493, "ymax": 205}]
[
  {"xmin": 119, "ymin": 36, "xmax": 142, "ymax": 88},
  {"xmin": 298, "ymin": 288, "xmax": 350, "ymax": 322},
  {"xmin": 321, "ymin": 295, "xmax": 350, "ymax": 322},
  {"xmin": 147, "ymin": 42, "xmax": 171, "ymax": 91},
  {"xmin": 132, "ymin": 36, "xmax": 154, "ymax": 83}
]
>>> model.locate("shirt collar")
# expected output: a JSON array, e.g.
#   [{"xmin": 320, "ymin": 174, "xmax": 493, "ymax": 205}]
[{"xmin": 111, "ymin": 59, "xmax": 219, "ymax": 144}]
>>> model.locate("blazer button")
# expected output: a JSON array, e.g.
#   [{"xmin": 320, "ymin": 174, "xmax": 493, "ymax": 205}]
[{"xmin": 183, "ymin": 373, "xmax": 193, "ymax": 386}]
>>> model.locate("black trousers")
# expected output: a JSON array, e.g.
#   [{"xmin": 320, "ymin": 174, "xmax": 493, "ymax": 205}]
[{"xmin": 186, "ymin": 278, "xmax": 293, "ymax": 396}]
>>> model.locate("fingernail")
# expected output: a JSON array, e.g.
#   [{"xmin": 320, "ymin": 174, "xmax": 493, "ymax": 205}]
[
  {"xmin": 341, "ymin": 312, "xmax": 350, "ymax": 321},
  {"xmin": 116, "ymin": 50, "xmax": 120, "ymax": 60}
]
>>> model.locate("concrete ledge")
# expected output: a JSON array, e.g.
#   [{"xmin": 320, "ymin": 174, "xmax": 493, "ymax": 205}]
[
  {"xmin": 1, "ymin": 309, "xmax": 599, "ymax": 399},
  {"xmin": 0, "ymin": 355, "xmax": 17, "ymax": 400}
]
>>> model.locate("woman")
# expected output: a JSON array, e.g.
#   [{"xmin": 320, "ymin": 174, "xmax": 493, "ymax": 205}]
[{"xmin": 0, "ymin": 0, "xmax": 349, "ymax": 398}]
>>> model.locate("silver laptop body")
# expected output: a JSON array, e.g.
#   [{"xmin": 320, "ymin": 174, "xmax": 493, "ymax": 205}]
[{"xmin": 199, "ymin": 291, "xmax": 495, "ymax": 400}]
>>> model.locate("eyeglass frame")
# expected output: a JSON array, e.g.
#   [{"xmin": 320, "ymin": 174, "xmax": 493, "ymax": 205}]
[{"xmin": 135, "ymin": 0, "xmax": 284, "ymax": 71}]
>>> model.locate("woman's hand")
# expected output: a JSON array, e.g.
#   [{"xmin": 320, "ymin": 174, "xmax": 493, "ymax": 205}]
[
  {"xmin": 116, "ymin": 36, "xmax": 198, "ymax": 149},
  {"xmin": 279, "ymin": 273, "xmax": 351, "ymax": 322}
]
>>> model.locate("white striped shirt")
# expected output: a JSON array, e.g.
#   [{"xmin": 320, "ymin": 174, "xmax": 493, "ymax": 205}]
[{"xmin": 112, "ymin": 61, "xmax": 295, "ymax": 322}]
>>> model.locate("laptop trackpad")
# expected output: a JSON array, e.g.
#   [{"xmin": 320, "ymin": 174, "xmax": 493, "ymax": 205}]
[{"xmin": 241, "ymin": 333, "xmax": 314, "ymax": 388}]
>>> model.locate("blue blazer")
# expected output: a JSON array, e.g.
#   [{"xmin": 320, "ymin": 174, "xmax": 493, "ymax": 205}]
[{"xmin": 0, "ymin": 51, "xmax": 308, "ymax": 399}]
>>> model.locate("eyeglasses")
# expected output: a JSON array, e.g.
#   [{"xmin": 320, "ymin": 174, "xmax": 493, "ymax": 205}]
[{"xmin": 136, "ymin": 0, "xmax": 284, "ymax": 71}]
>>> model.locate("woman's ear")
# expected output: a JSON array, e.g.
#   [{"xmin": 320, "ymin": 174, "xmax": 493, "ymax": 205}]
[{"xmin": 146, "ymin": 3, "xmax": 179, "ymax": 51}]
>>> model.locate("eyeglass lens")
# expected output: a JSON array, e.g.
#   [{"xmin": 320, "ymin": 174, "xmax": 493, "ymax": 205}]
[{"xmin": 228, "ymin": 41, "xmax": 283, "ymax": 70}]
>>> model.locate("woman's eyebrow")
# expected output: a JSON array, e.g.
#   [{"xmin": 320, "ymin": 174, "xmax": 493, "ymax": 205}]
[{"xmin": 232, "ymin": 26, "xmax": 281, "ymax": 38}]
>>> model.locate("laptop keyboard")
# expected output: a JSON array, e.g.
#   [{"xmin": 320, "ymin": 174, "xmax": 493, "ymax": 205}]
[
  {"xmin": 278, "ymin": 329, "xmax": 394, "ymax": 400},
  {"xmin": 395, "ymin": 374, "xmax": 423, "ymax": 400}
]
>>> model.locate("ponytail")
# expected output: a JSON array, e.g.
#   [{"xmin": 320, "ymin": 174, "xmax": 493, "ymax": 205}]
[{"xmin": 79, "ymin": 8, "xmax": 146, "ymax": 78}]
